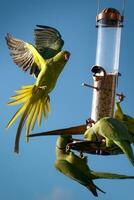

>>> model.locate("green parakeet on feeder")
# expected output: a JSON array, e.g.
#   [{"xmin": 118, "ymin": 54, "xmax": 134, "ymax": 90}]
[
  {"xmin": 84, "ymin": 117, "xmax": 134, "ymax": 166},
  {"xmin": 114, "ymin": 101, "xmax": 134, "ymax": 135},
  {"xmin": 5, "ymin": 25, "xmax": 70, "ymax": 153},
  {"xmin": 55, "ymin": 135, "xmax": 134, "ymax": 197},
  {"xmin": 55, "ymin": 135, "xmax": 105, "ymax": 197}
]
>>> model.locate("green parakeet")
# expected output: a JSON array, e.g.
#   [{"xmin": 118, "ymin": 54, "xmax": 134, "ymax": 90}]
[
  {"xmin": 55, "ymin": 135, "xmax": 105, "ymax": 197},
  {"xmin": 114, "ymin": 102, "xmax": 134, "ymax": 135},
  {"xmin": 55, "ymin": 135, "xmax": 134, "ymax": 197},
  {"xmin": 84, "ymin": 117, "xmax": 134, "ymax": 166},
  {"xmin": 6, "ymin": 25, "xmax": 70, "ymax": 153}
]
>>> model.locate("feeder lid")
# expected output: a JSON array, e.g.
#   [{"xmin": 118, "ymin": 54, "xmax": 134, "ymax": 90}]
[{"xmin": 96, "ymin": 8, "xmax": 123, "ymax": 25}]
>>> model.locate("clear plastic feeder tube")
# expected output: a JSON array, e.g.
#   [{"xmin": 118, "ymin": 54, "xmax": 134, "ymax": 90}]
[
  {"xmin": 91, "ymin": 8, "xmax": 123, "ymax": 121},
  {"xmin": 95, "ymin": 24, "xmax": 122, "ymax": 73}
]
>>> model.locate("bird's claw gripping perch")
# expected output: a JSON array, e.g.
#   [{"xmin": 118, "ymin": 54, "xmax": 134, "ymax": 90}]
[{"xmin": 86, "ymin": 118, "xmax": 96, "ymax": 128}]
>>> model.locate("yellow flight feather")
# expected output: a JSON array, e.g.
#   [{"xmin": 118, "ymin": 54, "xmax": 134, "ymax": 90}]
[
  {"xmin": 26, "ymin": 43, "xmax": 45, "ymax": 69},
  {"xmin": 31, "ymin": 101, "xmax": 41, "ymax": 131},
  {"xmin": 25, "ymin": 104, "xmax": 35, "ymax": 142},
  {"xmin": 37, "ymin": 99, "xmax": 43, "ymax": 126}
]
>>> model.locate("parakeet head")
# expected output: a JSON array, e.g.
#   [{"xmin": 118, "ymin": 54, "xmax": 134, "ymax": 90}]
[
  {"xmin": 53, "ymin": 51, "xmax": 70, "ymax": 64},
  {"xmin": 56, "ymin": 135, "xmax": 72, "ymax": 149}
]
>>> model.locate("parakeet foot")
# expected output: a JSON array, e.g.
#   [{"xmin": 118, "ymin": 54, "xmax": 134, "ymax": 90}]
[
  {"xmin": 86, "ymin": 118, "xmax": 95, "ymax": 128},
  {"xmin": 38, "ymin": 85, "xmax": 47, "ymax": 90}
]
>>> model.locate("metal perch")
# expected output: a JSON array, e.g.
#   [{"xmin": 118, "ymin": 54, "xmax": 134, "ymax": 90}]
[{"xmin": 28, "ymin": 124, "xmax": 86, "ymax": 137}]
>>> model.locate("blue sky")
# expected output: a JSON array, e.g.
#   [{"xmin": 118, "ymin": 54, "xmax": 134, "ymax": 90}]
[{"xmin": 0, "ymin": 0, "xmax": 134, "ymax": 199}]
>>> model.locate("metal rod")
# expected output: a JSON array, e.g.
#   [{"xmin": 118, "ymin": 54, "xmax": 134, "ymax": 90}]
[
  {"xmin": 82, "ymin": 82, "xmax": 99, "ymax": 90},
  {"xmin": 122, "ymin": 0, "xmax": 126, "ymax": 17},
  {"xmin": 28, "ymin": 124, "xmax": 86, "ymax": 138},
  {"xmin": 97, "ymin": 0, "xmax": 100, "ymax": 16}
]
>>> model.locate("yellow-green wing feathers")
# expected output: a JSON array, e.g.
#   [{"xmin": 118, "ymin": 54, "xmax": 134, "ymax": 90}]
[
  {"xmin": 26, "ymin": 43, "xmax": 45, "ymax": 69},
  {"xmin": 34, "ymin": 25, "xmax": 64, "ymax": 59},
  {"xmin": 5, "ymin": 34, "xmax": 45, "ymax": 76}
]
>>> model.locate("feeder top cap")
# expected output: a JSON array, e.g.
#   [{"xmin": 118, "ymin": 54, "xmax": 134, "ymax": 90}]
[{"xmin": 96, "ymin": 8, "xmax": 123, "ymax": 24}]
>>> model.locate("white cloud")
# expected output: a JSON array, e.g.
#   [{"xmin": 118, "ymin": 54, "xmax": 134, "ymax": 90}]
[{"xmin": 38, "ymin": 186, "xmax": 73, "ymax": 200}]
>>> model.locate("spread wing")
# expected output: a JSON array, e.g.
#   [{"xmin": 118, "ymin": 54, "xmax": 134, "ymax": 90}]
[
  {"xmin": 5, "ymin": 34, "xmax": 45, "ymax": 77},
  {"xmin": 34, "ymin": 25, "xmax": 64, "ymax": 59}
]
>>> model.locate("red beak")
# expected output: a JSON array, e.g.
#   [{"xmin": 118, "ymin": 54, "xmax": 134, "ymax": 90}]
[{"xmin": 64, "ymin": 53, "xmax": 70, "ymax": 61}]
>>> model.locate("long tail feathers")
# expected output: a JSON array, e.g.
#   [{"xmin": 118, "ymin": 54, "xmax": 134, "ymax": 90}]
[
  {"xmin": 6, "ymin": 102, "xmax": 29, "ymax": 128},
  {"xmin": 6, "ymin": 85, "xmax": 51, "ymax": 153},
  {"xmin": 15, "ymin": 104, "xmax": 31, "ymax": 153},
  {"xmin": 115, "ymin": 140, "xmax": 134, "ymax": 166},
  {"xmin": 90, "ymin": 171, "xmax": 134, "ymax": 179},
  {"xmin": 87, "ymin": 183, "xmax": 105, "ymax": 197}
]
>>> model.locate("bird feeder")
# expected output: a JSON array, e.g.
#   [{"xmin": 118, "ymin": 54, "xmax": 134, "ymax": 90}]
[{"xmin": 91, "ymin": 7, "xmax": 123, "ymax": 122}]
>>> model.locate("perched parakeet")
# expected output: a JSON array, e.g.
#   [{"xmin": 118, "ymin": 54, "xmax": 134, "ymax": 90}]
[
  {"xmin": 84, "ymin": 117, "xmax": 134, "ymax": 166},
  {"xmin": 55, "ymin": 135, "xmax": 105, "ymax": 197},
  {"xmin": 6, "ymin": 25, "xmax": 70, "ymax": 153},
  {"xmin": 114, "ymin": 102, "xmax": 134, "ymax": 135},
  {"xmin": 55, "ymin": 135, "xmax": 134, "ymax": 197}
]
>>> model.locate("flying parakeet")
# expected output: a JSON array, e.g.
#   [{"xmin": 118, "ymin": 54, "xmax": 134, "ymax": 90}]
[
  {"xmin": 114, "ymin": 101, "xmax": 134, "ymax": 135},
  {"xmin": 84, "ymin": 117, "xmax": 134, "ymax": 166},
  {"xmin": 6, "ymin": 25, "xmax": 70, "ymax": 153},
  {"xmin": 55, "ymin": 135, "xmax": 134, "ymax": 197}
]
